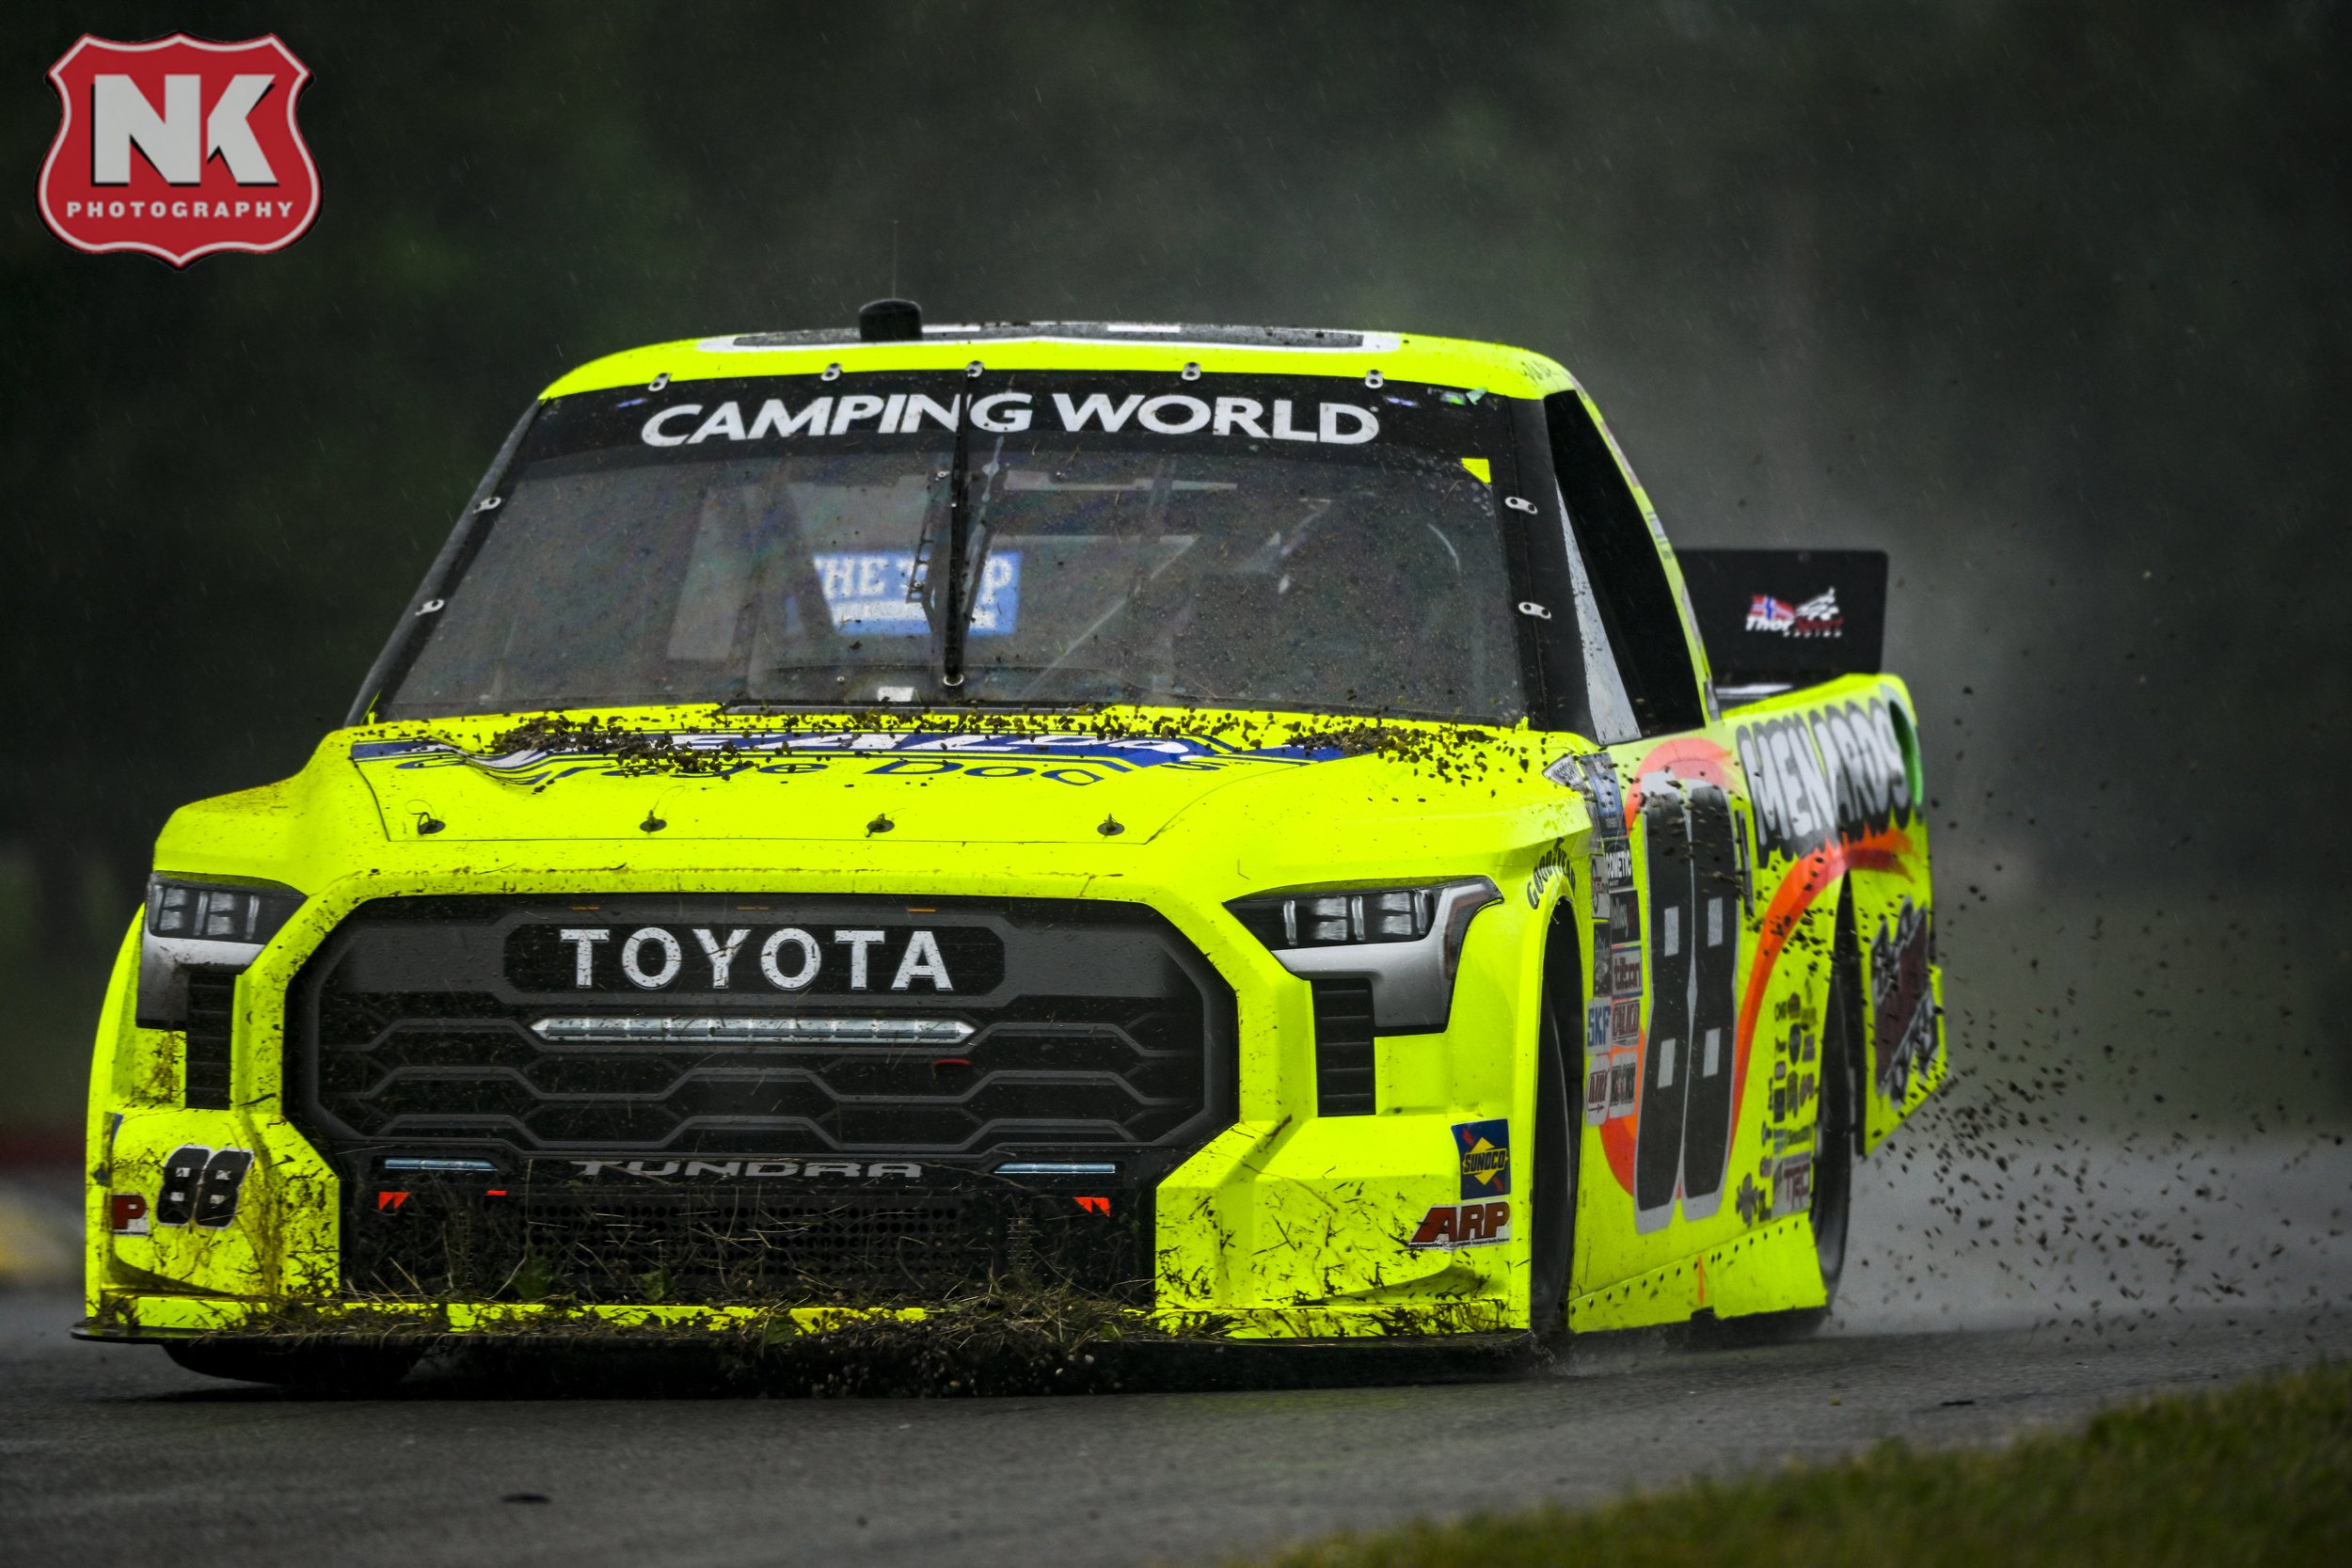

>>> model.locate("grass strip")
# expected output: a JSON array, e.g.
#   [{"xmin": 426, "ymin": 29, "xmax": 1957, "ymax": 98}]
[{"xmin": 1248, "ymin": 1361, "xmax": 2352, "ymax": 1568}]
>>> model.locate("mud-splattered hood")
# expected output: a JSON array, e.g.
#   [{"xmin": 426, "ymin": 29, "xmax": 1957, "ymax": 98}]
[
  {"xmin": 343, "ymin": 721, "xmax": 1364, "ymax": 845},
  {"xmin": 147, "ymin": 706, "xmax": 1580, "ymax": 903}
]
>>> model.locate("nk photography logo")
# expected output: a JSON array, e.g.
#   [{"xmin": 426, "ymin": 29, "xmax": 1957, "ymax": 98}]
[{"xmin": 38, "ymin": 33, "xmax": 317, "ymax": 266}]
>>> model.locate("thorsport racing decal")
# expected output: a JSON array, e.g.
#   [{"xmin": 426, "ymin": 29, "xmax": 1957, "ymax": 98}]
[{"xmin": 1746, "ymin": 588, "xmax": 1843, "ymax": 638}]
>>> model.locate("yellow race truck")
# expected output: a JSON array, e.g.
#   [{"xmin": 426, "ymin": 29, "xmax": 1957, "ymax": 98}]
[{"xmin": 82, "ymin": 306, "xmax": 1944, "ymax": 1386}]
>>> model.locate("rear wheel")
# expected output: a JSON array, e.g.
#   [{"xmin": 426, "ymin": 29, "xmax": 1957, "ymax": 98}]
[
  {"xmin": 1810, "ymin": 900, "xmax": 1860, "ymax": 1307},
  {"xmin": 164, "ymin": 1338, "xmax": 422, "ymax": 1395},
  {"xmin": 1711, "ymin": 895, "xmax": 1860, "ymax": 1345}
]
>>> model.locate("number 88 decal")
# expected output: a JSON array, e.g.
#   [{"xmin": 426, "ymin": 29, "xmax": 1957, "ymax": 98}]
[{"xmin": 1632, "ymin": 774, "xmax": 1743, "ymax": 1233}]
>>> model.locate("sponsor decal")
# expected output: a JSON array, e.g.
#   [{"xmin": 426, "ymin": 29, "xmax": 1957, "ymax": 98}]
[
  {"xmin": 638, "ymin": 390, "xmax": 1380, "ymax": 449},
  {"xmin": 1870, "ymin": 898, "xmax": 1937, "ymax": 1099},
  {"xmin": 154, "ymin": 1145, "xmax": 253, "ymax": 1228},
  {"xmin": 1584, "ymin": 1055, "xmax": 1612, "ymax": 1125},
  {"xmin": 1407, "ymin": 1199, "xmax": 1511, "ymax": 1250},
  {"xmin": 39, "ymin": 34, "xmax": 318, "ymax": 266},
  {"xmin": 352, "ymin": 728, "xmax": 1343, "ymax": 792},
  {"xmin": 1771, "ymin": 1152, "xmax": 1814, "ymax": 1216},
  {"xmin": 1453, "ymin": 1118, "xmax": 1510, "ymax": 1199},
  {"xmin": 513, "ymin": 922, "xmax": 984, "ymax": 994},
  {"xmin": 564, "ymin": 1158, "xmax": 925, "ymax": 1180},
  {"xmin": 1745, "ymin": 588, "xmax": 1843, "ymax": 639},
  {"xmin": 1524, "ymin": 838, "xmax": 1572, "ymax": 910},
  {"xmin": 1607, "ymin": 1052, "xmax": 1639, "ymax": 1119},
  {"xmin": 1734, "ymin": 1171, "xmax": 1767, "ymax": 1227},
  {"xmin": 1733, "ymin": 697, "xmax": 1915, "ymax": 863},
  {"xmin": 815, "ymin": 550, "xmax": 1021, "ymax": 638}
]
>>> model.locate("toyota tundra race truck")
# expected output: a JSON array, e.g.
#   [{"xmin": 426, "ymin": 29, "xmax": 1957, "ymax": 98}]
[{"xmin": 81, "ymin": 307, "xmax": 1945, "ymax": 1388}]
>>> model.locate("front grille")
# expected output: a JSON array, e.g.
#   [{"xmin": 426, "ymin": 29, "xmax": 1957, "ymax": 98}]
[
  {"xmin": 289, "ymin": 894, "xmax": 1233, "ymax": 1306},
  {"xmin": 1311, "ymin": 978, "xmax": 1377, "ymax": 1115},
  {"xmin": 183, "ymin": 970, "xmax": 236, "ymax": 1110},
  {"xmin": 348, "ymin": 1179, "xmax": 1141, "ymax": 1306}
]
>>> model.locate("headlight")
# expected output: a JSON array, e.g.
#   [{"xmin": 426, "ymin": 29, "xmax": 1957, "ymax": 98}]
[
  {"xmin": 135, "ymin": 875, "xmax": 306, "ymax": 1029},
  {"xmin": 1227, "ymin": 878, "xmax": 1500, "ymax": 1034}
]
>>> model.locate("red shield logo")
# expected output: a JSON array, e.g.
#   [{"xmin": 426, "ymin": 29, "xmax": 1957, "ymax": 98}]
[{"xmin": 38, "ymin": 34, "xmax": 317, "ymax": 267}]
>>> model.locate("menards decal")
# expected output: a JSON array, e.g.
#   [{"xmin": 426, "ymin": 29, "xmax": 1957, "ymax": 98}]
[
  {"xmin": 351, "ymin": 729, "xmax": 1343, "ymax": 790},
  {"xmin": 1733, "ymin": 695, "xmax": 1915, "ymax": 862}
]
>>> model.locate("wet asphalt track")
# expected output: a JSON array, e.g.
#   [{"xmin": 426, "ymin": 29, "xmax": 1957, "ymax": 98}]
[{"xmin": 7, "ymin": 1135, "xmax": 2349, "ymax": 1568}]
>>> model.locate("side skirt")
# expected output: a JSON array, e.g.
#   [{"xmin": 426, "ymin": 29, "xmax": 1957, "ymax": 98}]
[{"xmin": 1565, "ymin": 1212, "xmax": 1824, "ymax": 1334}]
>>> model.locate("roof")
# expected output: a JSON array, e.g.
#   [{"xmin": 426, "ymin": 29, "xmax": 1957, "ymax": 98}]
[{"xmin": 540, "ymin": 323, "xmax": 1579, "ymax": 402}]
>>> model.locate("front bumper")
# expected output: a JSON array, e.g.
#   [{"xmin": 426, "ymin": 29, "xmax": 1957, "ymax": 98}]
[{"xmin": 87, "ymin": 847, "xmax": 1551, "ymax": 1343}]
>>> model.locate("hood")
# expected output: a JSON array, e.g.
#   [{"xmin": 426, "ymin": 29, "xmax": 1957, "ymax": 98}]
[{"xmin": 345, "ymin": 716, "xmax": 1393, "ymax": 846}]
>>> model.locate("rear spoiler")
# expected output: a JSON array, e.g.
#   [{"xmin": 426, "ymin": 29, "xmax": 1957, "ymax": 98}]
[{"xmin": 1675, "ymin": 548, "xmax": 1888, "ymax": 704}]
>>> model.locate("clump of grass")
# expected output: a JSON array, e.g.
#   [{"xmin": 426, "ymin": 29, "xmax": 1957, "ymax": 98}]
[{"xmin": 1248, "ymin": 1362, "xmax": 2352, "ymax": 1568}]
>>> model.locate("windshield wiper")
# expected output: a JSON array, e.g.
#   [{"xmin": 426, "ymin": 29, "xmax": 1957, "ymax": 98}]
[{"xmin": 937, "ymin": 388, "xmax": 975, "ymax": 691}]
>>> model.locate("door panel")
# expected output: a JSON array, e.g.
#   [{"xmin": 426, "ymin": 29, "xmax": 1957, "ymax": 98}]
[{"xmin": 1677, "ymin": 782, "xmax": 1740, "ymax": 1218}]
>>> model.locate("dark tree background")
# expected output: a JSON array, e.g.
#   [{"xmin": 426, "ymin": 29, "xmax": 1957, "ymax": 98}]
[{"xmin": 4, "ymin": 1, "xmax": 2346, "ymax": 1138}]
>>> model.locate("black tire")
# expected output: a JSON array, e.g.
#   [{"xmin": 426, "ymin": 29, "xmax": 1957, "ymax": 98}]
[
  {"xmin": 164, "ymin": 1338, "xmax": 422, "ymax": 1395},
  {"xmin": 1707, "ymin": 895, "xmax": 1859, "ymax": 1347},
  {"xmin": 1809, "ymin": 894, "xmax": 1862, "ymax": 1310},
  {"xmin": 1528, "ymin": 1003, "xmax": 1577, "ymax": 1339}
]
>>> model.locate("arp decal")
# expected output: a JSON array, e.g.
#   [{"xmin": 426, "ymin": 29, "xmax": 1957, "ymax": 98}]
[
  {"xmin": 1871, "ymin": 897, "xmax": 1937, "ymax": 1099},
  {"xmin": 154, "ymin": 1145, "xmax": 254, "ymax": 1228},
  {"xmin": 1453, "ymin": 1118, "xmax": 1510, "ymax": 1200},
  {"xmin": 1406, "ymin": 1199, "xmax": 1511, "ymax": 1250},
  {"xmin": 1735, "ymin": 697, "xmax": 1914, "ymax": 863}
]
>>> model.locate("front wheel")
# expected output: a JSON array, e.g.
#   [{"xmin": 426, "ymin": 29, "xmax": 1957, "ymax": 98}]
[{"xmin": 1527, "ymin": 1002, "xmax": 1578, "ymax": 1339}]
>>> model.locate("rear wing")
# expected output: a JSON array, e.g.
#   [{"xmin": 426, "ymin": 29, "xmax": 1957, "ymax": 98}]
[{"xmin": 1676, "ymin": 548, "xmax": 1888, "ymax": 704}]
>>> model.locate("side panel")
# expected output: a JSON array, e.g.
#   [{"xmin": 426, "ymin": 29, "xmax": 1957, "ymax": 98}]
[{"xmin": 1567, "ymin": 673, "xmax": 1941, "ymax": 1327}]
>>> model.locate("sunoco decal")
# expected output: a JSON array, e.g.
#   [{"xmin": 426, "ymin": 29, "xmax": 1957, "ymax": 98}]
[{"xmin": 1453, "ymin": 1118, "xmax": 1510, "ymax": 1200}]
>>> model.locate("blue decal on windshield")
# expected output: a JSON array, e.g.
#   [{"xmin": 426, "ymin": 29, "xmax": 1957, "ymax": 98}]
[{"xmin": 813, "ymin": 551, "xmax": 1021, "ymax": 638}]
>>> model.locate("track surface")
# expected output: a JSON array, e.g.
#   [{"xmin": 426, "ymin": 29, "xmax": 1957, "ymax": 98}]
[{"xmin": 8, "ymin": 1138, "xmax": 2349, "ymax": 1568}]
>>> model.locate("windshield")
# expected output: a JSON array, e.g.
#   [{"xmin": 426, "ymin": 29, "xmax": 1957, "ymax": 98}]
[{"xmin": 380, "ymin": 372, "xmax": 1528, "ymax": 722}]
